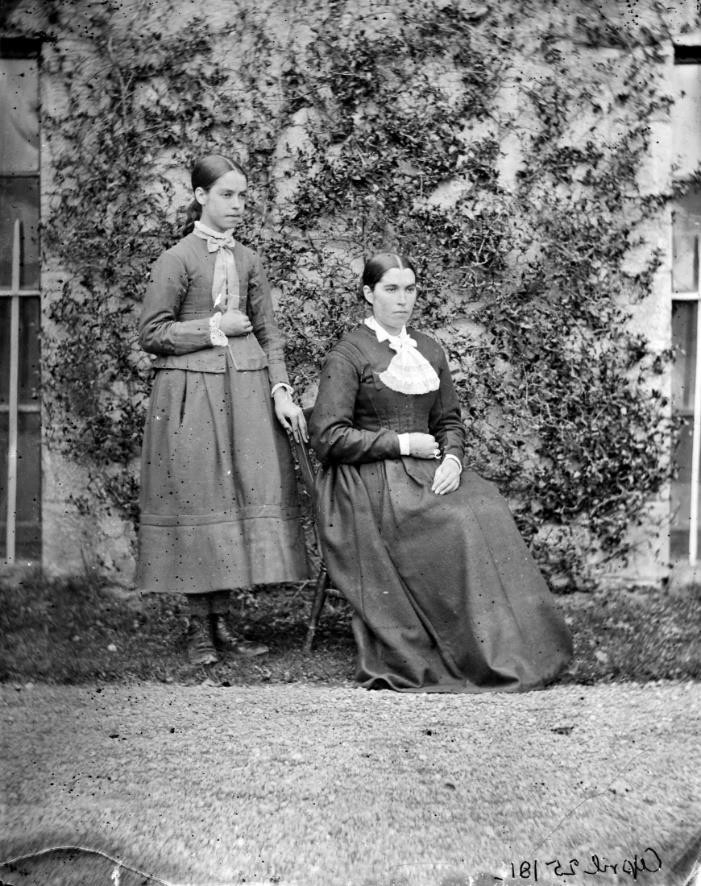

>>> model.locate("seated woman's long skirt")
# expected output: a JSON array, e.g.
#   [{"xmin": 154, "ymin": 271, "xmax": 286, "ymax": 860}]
[{"xmin": 316, "ymin": 456, "xmax": 573, "ymax": 692}]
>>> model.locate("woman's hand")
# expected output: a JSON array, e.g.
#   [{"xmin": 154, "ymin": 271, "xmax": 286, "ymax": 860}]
[
  {"xmin": 407, "ymin": 433, "xmax": 440, "ymax": 459},
  {"xmin": 218, "ymin": 310, "xmax": 253, "ymax": 337},
  {"xmin": 273, "ymin": 389, "xmax": 308, "ymax": 443},
  {"xmin": 431, "ymin": 458, "xmax": 461, "ymax": 495}
]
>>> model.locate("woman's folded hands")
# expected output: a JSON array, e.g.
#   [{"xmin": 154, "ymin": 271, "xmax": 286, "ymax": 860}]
[
  {"xmin": 400, "ymin": 432, "xmax": 461, "ymax": 494},
  {"xmin": 218, "ymin": 309, "xmax": 253, "ymax": 336}
]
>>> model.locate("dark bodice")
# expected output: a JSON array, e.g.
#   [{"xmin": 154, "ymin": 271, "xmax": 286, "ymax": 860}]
[
  {"xmin": 138, "ymin": 233, "xmax": 289, "ymax": 386},
  {"xmin": 310, "ymin": 325, "xmax": 466, "ymax": 465}
]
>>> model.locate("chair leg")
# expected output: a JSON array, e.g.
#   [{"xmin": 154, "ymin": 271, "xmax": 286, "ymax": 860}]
[{"xmin": 303, "ymin": 565, "xmax": 330, "ymax": 653}]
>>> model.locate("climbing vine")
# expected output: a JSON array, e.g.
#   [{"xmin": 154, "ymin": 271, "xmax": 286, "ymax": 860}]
[
  {"xmin": 41, "ymin": 0, "xmax": 686, "ymax": 587},
  {"xmin": 42, "ymin": 0, "xmax": 248, "ymax": 524}
]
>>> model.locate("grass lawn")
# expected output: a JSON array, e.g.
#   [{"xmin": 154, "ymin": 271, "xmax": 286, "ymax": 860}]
[{"xmin": 1, "ymin": 568, "xmax": 699, "ymax": 686}]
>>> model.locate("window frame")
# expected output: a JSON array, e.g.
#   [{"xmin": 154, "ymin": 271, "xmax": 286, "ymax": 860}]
[
  {"xmin": 0, "ymin": 37, "xmax": 41, "ymax": 563},
  {"xmin": 671, "ymin": 44, "xmax": 701, "ymax": 564}
]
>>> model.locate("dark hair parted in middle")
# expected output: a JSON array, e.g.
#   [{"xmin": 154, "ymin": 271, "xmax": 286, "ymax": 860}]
[
  {"xmin": 182, "ymin": 154, "xmax": 248, "ymax": 236},
  {"xmin": 191, "ymin": 154, "xmax": 247, "ymax": 192},
  {"xmin": 362, "ymin": 252, "xmax": 418, "ymax": 293}
]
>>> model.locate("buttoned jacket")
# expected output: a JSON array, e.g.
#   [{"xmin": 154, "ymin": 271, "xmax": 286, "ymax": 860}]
[{"xmin": 138, "ymin": 233, "xmax": 289, "ymax": 388}]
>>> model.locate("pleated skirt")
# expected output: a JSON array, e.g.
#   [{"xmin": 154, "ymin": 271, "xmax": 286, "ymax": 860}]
[
  {"xmin": 136, "ymin": 361, "xmax": 308, "ymax": 594},
  {"xmin": 316, "ymin": 457, "xmax": 572, "ymax": 692}
]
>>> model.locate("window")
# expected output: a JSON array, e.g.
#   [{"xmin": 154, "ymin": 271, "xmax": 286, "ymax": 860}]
[
  {"xmin": 0, "ymin": 38, "xmax": 41, "ymax": 561},
  {"xmin": 670, "ymin": 45, "xmax": 701, "ymax": 562}
]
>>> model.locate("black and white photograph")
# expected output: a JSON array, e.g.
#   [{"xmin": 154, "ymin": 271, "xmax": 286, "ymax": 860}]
[{"xmin": 0, "ymin": 0, "xmax": 700, "ymax": 883}]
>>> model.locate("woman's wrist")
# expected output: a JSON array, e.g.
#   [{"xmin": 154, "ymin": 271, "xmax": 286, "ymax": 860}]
[
  {"xmin": 209, "ymin": 312, "xmax": 228, "ymax": 347},
  {"xmin": 443, "ymin": 453, "xmax": 463, "ymax": 473},
  {"xmin": 271, "ymin": 382, "xmax": 294, "ymax": 400}
]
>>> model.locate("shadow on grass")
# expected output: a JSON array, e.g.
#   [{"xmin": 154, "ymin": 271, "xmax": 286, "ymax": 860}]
[
  {"xmin": 1, "ymin": 568, "xmax": 699, "ymax": 686},
  {"xmin": 0, "ymin": 569, "xmax": 357, "ymax": 686},
  {"xmin": 0, "ymin": 844, "xmax": 177, "ymax": 886}
]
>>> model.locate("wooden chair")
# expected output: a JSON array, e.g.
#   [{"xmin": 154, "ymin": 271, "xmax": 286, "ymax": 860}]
[{"xmin": 291, "ymin": 432, "xmax": 332, "ymax": 652}]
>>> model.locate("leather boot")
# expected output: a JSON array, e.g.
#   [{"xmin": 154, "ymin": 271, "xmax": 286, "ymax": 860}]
[
  {"xmin": 187, "ymin": 615, "xmax": 218, "ymax": 666},
  {"xmin": 211, "ymin": 614, "xmax": 269, "ymax": 657},
  {"xmin": 210, "ymin": 613, "xmax": 237, "ymax": 650}
]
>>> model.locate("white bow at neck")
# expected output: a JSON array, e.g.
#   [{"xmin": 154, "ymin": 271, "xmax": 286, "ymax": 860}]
[
  {"xmin": 365, "ymin": 317, "xmax": 440, "ymax": 395},
  {"xmin": 193, "ymin": 221, "xmax": 239, "ymax": 310},
  {"xmin": 193, "ymin": 220, "xmax": 236, "ymax": 250}
]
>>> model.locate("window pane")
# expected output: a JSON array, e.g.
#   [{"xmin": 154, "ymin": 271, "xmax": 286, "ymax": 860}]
[
  {"xmin": 0, "ymin": 414, "xmax": 6, "ymax": 553},
  {"xmin": 0, "ymin": 177, "xmax": 39, "ymax": 288},
  {"xmin": 670, "ymin": 417, "xmax": 692, "ymax": 528},
  {"xmin": 0, "ymin": 57, "xmax": 39, "ymax": 173},
  {"xmin": 671, "ymin": 300, "xmax": 697, "ymax": 551},
  {"xmin": 0, "ymin": 297, "xmax": 41, "ymax": 403},
  {"xmin": 0, "ymin": 411, "xmax": 41, "ymax": 559},
  {"xmin": 672, "ymin": 300, "xmax": 697, "ymax": 411},
  {"xmin": 671, "ymin": 299, "xmax": 701, "ymax": 557},
  {"xmin": 0, "ymin": 297, "xmax": 7, "ymax": 404},
  {"xmin": 670, "ymin": 419, "xmax": 701, "ymax": 558},
  {"xmin": 672, "ymin": 190, "xmax": 701, "ymax": 294},
  {"xmin": 672, "ymin": 63, "xmax": 701, "ymax": 180},
  {"xmin": 17, "ymin": 410, "xmax": 41, "ymax": 533},
  {"xmin": 19, "ymin": 296, "xmax": 40, "ymax": 403}
]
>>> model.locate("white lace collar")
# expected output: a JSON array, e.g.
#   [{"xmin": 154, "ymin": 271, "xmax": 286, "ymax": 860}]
[{"xmin": 364, "ymin": 317, "xmax": 440, "ymax": 395}]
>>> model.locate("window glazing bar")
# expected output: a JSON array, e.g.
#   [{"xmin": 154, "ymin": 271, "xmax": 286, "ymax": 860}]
[
  {"xmin": 673, "ymin": 291, "xmax": 700, "ymax": 301},
  {"xmin": 6, "ymin": 219, "xmax": 21, "ymax": 563}
]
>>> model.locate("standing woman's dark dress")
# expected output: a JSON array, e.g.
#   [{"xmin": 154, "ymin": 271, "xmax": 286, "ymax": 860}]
[
  {"xmin": 137, "ymin": 233, "xmax": 308, "ymax": 594},
  {"xmin": 310, "ymin": 323, "xmax": 572, "ymax": 692}
]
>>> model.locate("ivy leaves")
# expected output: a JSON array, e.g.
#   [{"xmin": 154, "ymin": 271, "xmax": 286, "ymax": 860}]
[
  {"xmin": 266, "ymin": 1, "xmax": 674, "ymax": 588},
  {"xmin": 43, "ymin": 0, "xmax": 676, "ymax": 587}
]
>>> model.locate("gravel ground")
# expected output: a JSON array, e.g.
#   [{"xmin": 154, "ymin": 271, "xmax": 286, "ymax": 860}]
[{"xmin": 1, "ymin": 681, "xmax": 699, "ymax": 886}]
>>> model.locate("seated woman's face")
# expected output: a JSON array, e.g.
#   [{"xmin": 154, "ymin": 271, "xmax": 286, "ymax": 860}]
[{"xmin": 363, "ymin": 267, "xmax": 417, "ymax": 334}]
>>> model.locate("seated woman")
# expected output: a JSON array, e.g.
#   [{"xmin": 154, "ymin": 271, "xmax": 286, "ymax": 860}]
[{"xmin": 309, "ymin": 252, "xmax": 573, "ymax": 692}]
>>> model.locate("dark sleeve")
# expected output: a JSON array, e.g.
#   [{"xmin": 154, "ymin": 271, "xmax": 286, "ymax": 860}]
[
  {"xmin": 428, "ymin": 347, "xmax": 466, "ymax": 461},
  {"xmin": 310, "ymin": 348, "xmax": 401, "ymax": 465},
  {"xmin": 138, "ymin": 251, "xmax": 213, "ymax": 356},
  {"xmin": 247, "ymin": 254, "xmax": 290, "ymax": 388}
]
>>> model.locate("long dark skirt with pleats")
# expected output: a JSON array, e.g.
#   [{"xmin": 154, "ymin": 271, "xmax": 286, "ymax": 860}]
[
  {"xmin": 316, "ymin": 456, "xmax": 572, "ymax": 692},
  {"xmin": 137, "ymin": 361, "xmax": 308, "ymax": 595}
]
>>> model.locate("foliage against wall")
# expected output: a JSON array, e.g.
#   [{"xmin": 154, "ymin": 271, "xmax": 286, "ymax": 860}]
[{"xmin": 42, "ymin": 0, "xmax": 684, "ymax": 586}]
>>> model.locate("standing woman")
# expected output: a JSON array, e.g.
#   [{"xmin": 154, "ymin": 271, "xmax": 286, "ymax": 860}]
[
  {"xmin": 310, "ymin": 252, "xmax": 572, "ymax": 692},
  {"xmin": 137, "ymin": 154, "xmax": 308, "ymax": 665}
]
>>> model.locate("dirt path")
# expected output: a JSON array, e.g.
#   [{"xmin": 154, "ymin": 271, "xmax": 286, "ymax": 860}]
[{"xmin": 2, "ymin": 681, "xmax": 700, "ymax": 886}]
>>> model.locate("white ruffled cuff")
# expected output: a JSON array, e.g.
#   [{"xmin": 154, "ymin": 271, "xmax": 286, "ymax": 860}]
[
  {"xmin": 443, "ymin": 453, "xmax": 463, "ymax": 473},
  {"xmin": 271, "ymin": 382, "xmax": 294, "ymax": 399},
  {"xmin": 397, "ymin": 433, "xmax": 412, "ymax": 456},
  {"xmin": 209, "ymin": 312, "xmax": 228, "ymax": 347}
]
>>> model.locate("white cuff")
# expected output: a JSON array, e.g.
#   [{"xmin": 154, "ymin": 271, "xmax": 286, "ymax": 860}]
[
  {"xmin": 397, "ymin": 433, "xmax": 412, "ymax": 456},
  {"xmin": 209, "ymin": 312, "xmax": 228, "ymax": 347},
  {"xmin": 443, "ymin": 453, "xmax": 463, "ymax": 473},
  {"xmin": 271, "ymin": 382, "xmax": 294, "ymax": 399}
]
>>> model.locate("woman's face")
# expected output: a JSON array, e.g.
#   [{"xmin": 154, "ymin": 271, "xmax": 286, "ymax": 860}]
[
  {"xmin": 196, "ymin": 170, "xmax": 247, "ymax": 232},
  {"xmin": 363, "ymin": 267, "xmax": 417, "ymax": 335}
]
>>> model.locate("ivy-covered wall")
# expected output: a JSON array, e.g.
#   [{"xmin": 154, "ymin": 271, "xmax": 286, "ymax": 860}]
[{"xmin": 5, "ymin": 0, "xmax": 700, "ymax": 588}]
